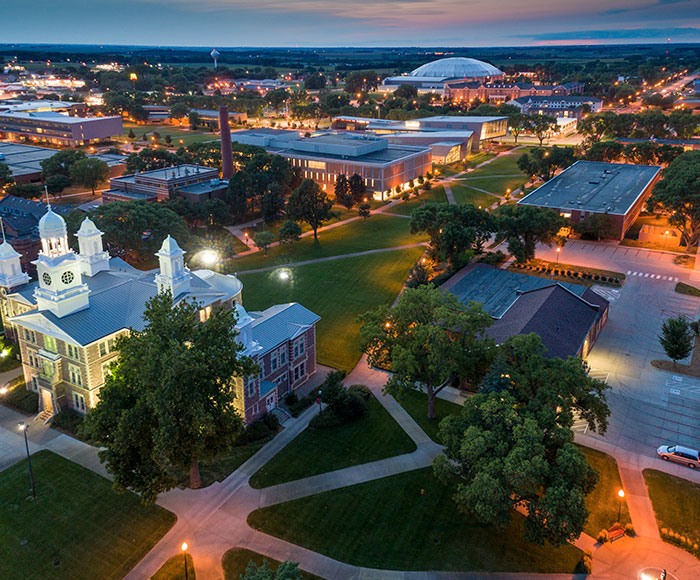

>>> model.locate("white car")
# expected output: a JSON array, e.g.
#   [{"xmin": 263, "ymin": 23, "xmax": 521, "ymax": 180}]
[{"xmin": 657, "ymin": 444, "xmax": 700, "ymax": 469}]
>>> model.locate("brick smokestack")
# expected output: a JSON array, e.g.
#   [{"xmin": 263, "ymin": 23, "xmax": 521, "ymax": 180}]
[{"xmin": 219, "ymin": 105, "xmax": 234, "ymax": 180}]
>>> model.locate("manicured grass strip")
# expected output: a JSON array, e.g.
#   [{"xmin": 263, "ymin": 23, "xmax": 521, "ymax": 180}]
[
  {"xmin": 222, "ymin": 548, "xmax": 325, "ymax": 580},
  {"xmin": 245, "ymin": 206, "xmax": 358, "ymax": 240},
  {"xmin": 119, "ymin": 122, "xmax": 217, "ymax": 147},
  {"xmin": 229, "ymin": 214, "xmax": 427, "ymax": 272},
  {"xmin": 457, "ymin": 175, "xmax": 527, "ymax": 196},
  {"xmin": 449, "ymin": 184, "xmax": 499, "ymax": 209},
  {"xmin": 248, "ymin": 468, "xmax": 582, "ymax": 573},
  {"xmin": 465, "ymin": 154, "xmax": 524, "ymax": 178},
  {"xmin": 676, "ymin": 282, "xmax": 700, "ymax": 297},
  {"xmin": 151, "ymin": 554, "xmax": 196, "ymax": 580},
  {"xmin": 578, "ymin": 446, "xmax": 629, "ymax": 536},
  {"xmin": 249, "ymin": 395, "xmax": 416, "ymax": 488},
  {"xmin": 395, "ymin": 388, "xmax": 463, "ymax": 443},
  {"xmin": 384, "ymin": 186, "xmax": 448, "ymax": 217},
  {"xmin": 192, "ymin": 441, "xmax": 268, "ymax": 488},
  {"xmin": 238, "ymin": 248, "xmax": 423, "ymax": 371},
  {"xmin": 644, "ymin": 469, "xmax": 700, "ymax": 542},
  {"xmin": 0, "ymin": 451, "xmax": 176, "ymax": 580}
]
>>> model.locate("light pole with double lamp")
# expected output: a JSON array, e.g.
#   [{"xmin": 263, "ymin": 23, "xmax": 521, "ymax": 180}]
[{"xmin": 18, "ymin": 422, "xmax": 36, "ymax": 499}]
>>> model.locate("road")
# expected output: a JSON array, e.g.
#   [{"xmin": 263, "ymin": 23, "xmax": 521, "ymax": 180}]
[
  {"xmin": 617, "ymin": 71, "xmax": 697, "ymax": 113},
  {"xmin": 536, "ymin": 240, "xmax": 700, "ymax": 460}
]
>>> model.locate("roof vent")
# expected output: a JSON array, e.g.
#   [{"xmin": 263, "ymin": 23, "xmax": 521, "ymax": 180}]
[{"xmin": 589, "ymin": 181, "xmax": 600, "ymax": 185}]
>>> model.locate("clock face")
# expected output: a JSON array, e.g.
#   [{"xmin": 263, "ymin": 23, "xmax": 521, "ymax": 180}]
[
  {"xmin": 61, "ymin": 271, "xmax": 74, "ymax": 285},
  {"xmin": 42, "ymin": 273, "xmax": 52, "ymax": 286}
]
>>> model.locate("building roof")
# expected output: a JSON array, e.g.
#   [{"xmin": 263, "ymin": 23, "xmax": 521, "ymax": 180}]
[
  {"xmin": 409, "ymin": 57, "xmax": 503, "ymax": 80},
  {"xmin": 518, "ymin": 160, "xmax": 661, "ymax": 216},
  {"xmin": 510, "ymin": 95, "xmax": 602, "ymax": 104},
  {"xmin": 0, "ymin": 111, "xmax": 120, "ymax": 125},
  {"xmin": 250, "ymin": 302, "xmax": 320, "ymax": 355},
  {"xmin": 448, "ymin": 264, "xmax": 608, "ymax": 359}
]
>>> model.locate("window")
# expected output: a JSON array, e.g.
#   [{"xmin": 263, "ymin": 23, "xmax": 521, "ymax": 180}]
[
  {"xmin": 73, "ymin": 392, "xmax": 86, "ymax": 412},
  {"xmin": 293, "ymin": 362, "xmax": 306, "ymax": 382},
  {"xmin": 69, "ymin": 364, "xmax": 83, "ymax": 387},
  {"xmin": 199, "ymin": 305, "xmax": 212, "ymax": 323},
  {"xmin": 293, "ymin": 336, "xmax": 305, "ymax": 359},
  {"xmin": 308, "ymin": 160, "xmax": 326, "ymax": 170},
  {"xmin": 24, "ymin": 328, "xmax": 36, "ymax": 343},
  {"xmin": 280, "ymin": 348, "xmax": 287, "ymax": 366},
  {"xmin": 271, "ymin": 351, "xmax": 278, "ymax": 372},
  {"xmin": 66, "ymin": 343, "xmax": 81, "ymax": 360},
  {"xmin": 99, "ymin": 337, "xmax": 117, "ymax": 357},
  {"xmin": 31, "ymin": 377, "xmax": 39, "ymax": 391},
  {"xmin": 44, "ymin": 336, "xmax": 57, "ymax": 353},
  {"xmin": 102, "ymin": 362, "xmax": 113, "ymax": 383},
  {"xmin": 247, "ymin": 378, "xmax": 256, "ymax": 398}
]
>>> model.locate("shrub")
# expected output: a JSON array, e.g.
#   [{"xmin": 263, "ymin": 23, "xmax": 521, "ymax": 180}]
[
  {"xmin": 597, "ymin": 529, "xmax": 609, "ymax": 544},
  {"xmin": 52, "ymin": 409, "xmax": 84, "ymax": 436},
  {"xmin": 237, "ymin": 419, "xmax": 273, "ymax": 445},
  {"xmin": 284, "ymin": 392, "xmax": 299, "ymax": 406},
  {"xmin": 309, "ymin": 371, "xmax": 368, "ymax": 428},
  {"xmin": 260, "ymin": 411, "xmax": 280, "ymax": 432},
  {"xmin": 625, "ymin": 523, "xmax": 636, "ymax": 536},
  {"xmin": 1, "ymin": 381, "xmax": 38, "ymax": 414},
  {"xmin": 348, "ymin": 384, "xmax": 371, "ymax": 401}
]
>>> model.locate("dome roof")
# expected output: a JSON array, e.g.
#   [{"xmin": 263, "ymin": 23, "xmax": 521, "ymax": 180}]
[
  {"xmin": 77, "ymin": 217, "xmax": 102, "ymax": 237},
  {"xmin": 410, "ymin": 57, "xmax": 503, "ymax": 80},
  {"xmin": 0, "ymin": 241, "xmax": 20, "ymax": 260},
  {"xmin": 39, "ymin": 207, "xmax": 67, "ymax": 239}
]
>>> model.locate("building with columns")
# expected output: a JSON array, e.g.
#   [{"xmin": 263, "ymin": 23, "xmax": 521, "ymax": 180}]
[{"xmin": 0, "ymin": 206, "xmax": 319, "ymax": 424}]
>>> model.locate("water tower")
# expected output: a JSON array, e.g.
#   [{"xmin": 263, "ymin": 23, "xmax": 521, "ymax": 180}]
[{"xmin": 210, "ymin": 49, "xmax": 220, "ymax": 69}]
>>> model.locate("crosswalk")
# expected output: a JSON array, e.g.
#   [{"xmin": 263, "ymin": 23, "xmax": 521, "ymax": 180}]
[
  {"xmin": 591, "ymin": 286, "xmax": 620, "ymax": 302},
  {"xmin": 626, "ymin": 271, "xmax": 679, "ymax": 281}
]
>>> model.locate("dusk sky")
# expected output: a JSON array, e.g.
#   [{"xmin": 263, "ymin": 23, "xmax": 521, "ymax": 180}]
[{"xmin": 3, "ymin": 0, "xmax": 700, "ymax": 47}]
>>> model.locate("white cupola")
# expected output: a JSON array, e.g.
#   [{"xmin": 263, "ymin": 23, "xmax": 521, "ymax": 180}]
[
  {"xmin": 234, "ymin": 302, "xmax": 260, "ymax": 355},
  {"xmin": 33, "ymin": 203, "xmax": 89, "ymax": 317},
  {"xmin": 0, "ymin": 218, "xmax": 29, "ymax": 290},
  {"xmin": 154, "ymin": 235, "xmax": 190, "ymax": 298},
  {"xmin": 76, "ymin": 217, "xmax": 110, "ymax": 277}
]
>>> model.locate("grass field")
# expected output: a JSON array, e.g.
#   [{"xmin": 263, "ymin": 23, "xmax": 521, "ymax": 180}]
[
  {"xmin": 119, "ymin": 122, "xmax": 217, "ymax": 147},
  {"xmin": 222, "ymin": 548, "xmax": 325, "ymax": 580},
  {"xmin": 151, "ymin": 554, "xmax": 196, "ymax": 580},
  {"xmin": 229, "ymin": 214, "xmax": 427, "ymax": 272},
  {"xmin": 248, "ymin": 468, "xmax": 582, "ymax": 573},
  {"xmin": 0, "ymin": 451, "xmax": 176, "ymax": 580},
  {"xmin": 395, "ymin": 388, "xmax": 464, "ymax": 443},
  {"xmin": 384, "ymin": 185, "xmax": 448, "ymax": 217},
  {"xmin": 579, "ymin": 446, "xmax": 629, "ymax": 536},
  {"xmin": 249, "ymin": 395, "xmax": 416, "ymax": 488},
  {"xmin": 644, "ymin": 469, "xmax": 700, "ymax": 543},
  {"xmin": 238, "ymin": 247, "xmax": 423, "ymax": 371},
  {"xmin": 449, "ymin": 183, "xmax": 499, "ymax": 209},
  {"xmin": 458, "ymin": 175, "xmax": 528, "ymax": 196},
  {"xmin": 243, "ymin": 206, "xmax": 359, "ymax": 240}
]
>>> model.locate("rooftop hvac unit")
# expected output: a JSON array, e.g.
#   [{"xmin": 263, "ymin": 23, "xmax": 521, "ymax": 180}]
[{"xmin": 589, "ymin": 181, "xmax": 600, "ymax": 185}]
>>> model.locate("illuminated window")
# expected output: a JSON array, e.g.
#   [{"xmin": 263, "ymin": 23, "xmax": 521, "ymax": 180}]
[
  {"xmin": 561, "ymin": 212, "xmax": 572, "ymax": 218},
  {"xmin": 308, "ymin": 160, "xmax": 326, "ymax": 170}
]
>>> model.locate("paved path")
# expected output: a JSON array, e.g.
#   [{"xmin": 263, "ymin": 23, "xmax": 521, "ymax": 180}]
[
  {"xmin": 443, "ymin": 182, "xmax": 456, "ymax": 205},
  {"xmin": 235, "ymin": 242, "xmax": 429, "ymax": 275}
]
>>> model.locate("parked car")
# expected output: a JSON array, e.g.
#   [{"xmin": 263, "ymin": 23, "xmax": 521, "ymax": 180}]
[{"xmin": 657, "ymin": 444, "xmax": 700, "ymax": 469}]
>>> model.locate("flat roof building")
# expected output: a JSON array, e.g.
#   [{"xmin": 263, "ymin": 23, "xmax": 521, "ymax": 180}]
[
  {"xmin": 0, "ymin": 111, "xmax": 123, "ymax": 147},
  {"xmin": 518, "ymin": 161, "xmax": 662, "ymax": 240},
  {"xmin": 102, "ymin": 164, "xmax": 228, "ymax": 204},
  {"xmin": 508, "ymin": 95, "xmax": 604, "ymax": 118},
  {"xmin": 231, "ymin": 129, "xmax": 432, "ymax": 198}
]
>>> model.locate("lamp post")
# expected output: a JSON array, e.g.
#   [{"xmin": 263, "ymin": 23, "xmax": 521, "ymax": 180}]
[
  {"xmin": 555, "ymin": 246, "xmax": 561, "ymax": 264},
  {"xmin": 317, "ymin": 390, "xmax": 322, "ymax": 415},
  {"xmin": 181, "ymin": 542, "xmax": 189, "ymax": 580},
  {"xmin": 18, "ymin": 422, "xmax": 36, "ymax": 499},
  {"xmin": 617, "ymin": 489, "xmax": 625, "ymax": 523},
  {"xmin": 244, "ymin": 232, "xmax": 249, "ymax": 246}
]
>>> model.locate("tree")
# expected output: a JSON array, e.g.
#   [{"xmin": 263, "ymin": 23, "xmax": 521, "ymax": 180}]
[
  {"xmin": 169, "ymin": 102, "xmax": 190, "ymax": 121},
  {"xmin": 69, "ymin": 158, "xmax": 110, "ymax": 195},
  {"xmin": 660, "ymin": 315, "xmax": 693, "ymax": 365},
  {"xmin": 517, "ymin": 146, "xmax": 576, "ymax": 182},
  {"xmin": 410, "ymin": 203, "xmax": 495, "ymax": 265},
  {"xmin": 45, "ymin": 174, "xmax": 72, "ymax": 197},
  {"xmin": 125, "ymin": 148, "xmax": 181, "ymax": 173},
  {"xmin": 668, "ymin": 109, "xmax": 698, "ymax": 139},
  {"xmin": 266, "ymin": 88, "xmax": 290, "ymax": 112},
  {"xmin": 394, "ymin": 84, "xmax": 418, "ymax": 100},
  {"xmin": 348, "ymin": 173, "xmax": 366, "ymax": 204},
  {"xmin": 529, "ymin": 114, "xmax": 557, "ymax": 146},
  {"xmin": 573, "ymin": 213, "xmax": 617, "ymax": 241},
  {"xmin": 359, "ymin": 285, "xmax": 493, "ymax": 419},
  {"xmin": 40, "ymin": 149, "xmax": 87, "ymax": 180},
  {"xmin": 240, "ymin": 559, "xmax": 301, "ymax": 580},
  {"xmin": 252, "ymin": 231, "xmax": 275, "ymax": 253},
  {"xmin": 304, "ymin": 73, "xmax": 326, "ymax": 91},
  {"xmin": 6, "ymin": 183, "xmax": 43, "ymax": 199},
  {"xmin": 497, "ymin": 205, "xmax": 566, "ymax": 264},
  {"xmin": 128, "ymin": 128, "xmax": 136, "ymax": 140},
  {"xmin": 278, "ymin": 220, "xmax": 302, "ymax": 244},
  {"xmin": 508, "ymin": 113, "xmax": 531, "ymax": 144},
  {"xmin": 358, "ymin": 202, "xmax": 371, "ymax": 220},
  {"xmin": 0, "ymin": 163, "xmax": 12, "ymax": 188},
  {"xmin": 260, "ymin": 183, "xmax": 286, "ymax": 224},
  {"xmin": 334, "ymin": 174, "xmax": 354, "ymax": 209},
  {"xmin": 434, "ymin": 333, "xmax": 609, "ymax": 546},
  {"xmin": 82, "ymin": 292, "xmax": 258, "ymax": 501},
  {"xmin": 200, "ymin": 198, "xmax": 229, "ymax": 227},
  {"xmin": 649, "ymin": 151, "xmax": 700, "ymax": 251},
  {"xmin": 344, "ymin": 70, "xmax": 379, "ymax": 94},
  {"xmin": 188, "ymin": 111, "xmax": 201, "ymax": 129},
  {"xmin": 585, "ymin": 141, "xmax": 624, "ymax": 163},
  {"xmin": 286, "ymin": 179, "xmax": 336, "ymax": 241}
]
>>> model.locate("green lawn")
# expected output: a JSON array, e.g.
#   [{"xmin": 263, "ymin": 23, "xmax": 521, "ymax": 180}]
[
  {"xmin": 249, "ymin": 395, "xmax": 416, "ymax": 488},
  {"xmin": 179, "ymin": 441, "xmax": 268, "ymax": 489},
  {"xmin": 644, "ymin": 469, "xmax": 700, "ymax": 542},
  {"xmin": 229, "ymin": 214, "xmax": 426, "ymax": 273},
  {"xmin": 247, "ymin": 468, "xmax": 582, "ymax": 573},
  {"xmin": 238, "ymin": 247, "xmax": 423, "ymax": 371},
  {"xmin": 449, "ymin": 184, "xmax": 500, "ymax": 209},
  {"xmin": 243, "ymin": 206, "xmax": 358, "ymax": 240},
  {"xmin": 457, "ymin": 175, "xmax": 528, "ymax": 196},
  {"xmin": 384, "ymin": 186, "xmax": 448, "ymax": 217},
  {"xmin": 624, "ymin": 212, "xmax": 673, "ymax": 240},
  {"xmin": 395, "ymin": 388, "xmax": 464, "ymax": 443},
  {"xmin": 119, "ymin": 122, "xmax": 217, "ymax": 147},
  {"xmin": 579, "ymin": 446, "xmax": 629, "ymax": 536},
  {"xmin": 464, "ymin": 152, "xmax": 527, "ymax": 178},
  {"xmin": 222, "ymin": 548, "xmax": 325, "ymax": 580},
  {"xmin": 0, "ymin": 451, "xmax": 176, "ymax": 580},
  {"xmin": 151, "ymin": 554, "xmax": 196, "ymax": 580}
]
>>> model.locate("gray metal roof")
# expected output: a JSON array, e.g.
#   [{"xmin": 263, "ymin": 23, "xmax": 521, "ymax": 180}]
[
  {"xmin": 250, "ymin": 302, "xmax": 320, "ymax": 355},
  {"xmin": 518, "ymin": 160, "xmax": 661, "ymax": 216}
]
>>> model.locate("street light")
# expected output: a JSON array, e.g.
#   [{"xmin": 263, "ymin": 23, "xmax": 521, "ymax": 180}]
[
  {"xmin": 617, "ymin": 489, "xmax": 625, "ymax": 523},
  {"xmin": 181, "ymin": 542, "xmax": 189, "ymax": 580},
  {"xmin": 555, "ymin": 246, "xmax": 561, "ymax": 264},
  {"xmin": 18, "ymin": 422, "xmax": 36, "ymax": 499}
]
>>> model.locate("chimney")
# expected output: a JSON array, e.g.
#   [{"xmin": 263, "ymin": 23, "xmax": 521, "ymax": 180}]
[{"xmin": 219, "ymin": 105, "xmax": 234, "ymax": 180}]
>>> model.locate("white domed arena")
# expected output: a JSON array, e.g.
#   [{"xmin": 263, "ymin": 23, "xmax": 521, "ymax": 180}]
[{"xmin": 381, "ymin": 57, "xmax": 504, "ymax": 94}]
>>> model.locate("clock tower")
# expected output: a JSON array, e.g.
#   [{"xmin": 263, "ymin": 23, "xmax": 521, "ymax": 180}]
[{"xmin": 33, "ymin": 204, "xmax": 90, "ymax": 317}]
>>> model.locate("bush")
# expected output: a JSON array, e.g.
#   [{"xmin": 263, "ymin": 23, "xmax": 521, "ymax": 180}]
[
  {"xmin": 260, "ymin": 411, "xmax": 280, "ymax": 432},
  {"xmin": 348, "ymin": 384, "xmax": 371, "ymax": 401},
  {"xmin": 284, "ymin": 392, "xmax": 299, "ymax": 406},
  {"xmin": 52, "ymin": 409, "xmax": 84, "ymax": 436},
  {"xmin": 625, "ymin": 523, "xmax": 635, "ymax": 537},
  {"xmin": 236, "ymin": 419, "xmax": 274, "ymax": 445},
  {"xmin": 575, "ymin": 549, "xmax": 593, "ymax": 574},
  {"xmin": 309, "ymin": 371, "xmax": 368, "ymax": 429},
  {"xmin": 478, "ymin": 251, "xmax": 506, "ymax": 266},
  {"xmin": 597, "ymin": 529, "xmax": 609, "ymax": 544},
  {"xmin": 1, "ymin": 381, "xmax": 38, "ymax": 414}
]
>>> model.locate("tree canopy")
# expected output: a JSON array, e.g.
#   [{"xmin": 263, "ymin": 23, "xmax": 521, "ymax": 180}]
[
  {"xmin": 497, "ymin": 205, "xmax": 566, "ymax": 264},
  {"xmin": 69, "ymin": 157, "xmax": 110, "ymax": 195},
  {"xmin": 286, "ymin": 179, "xmax": 336, "ymax": 241}
]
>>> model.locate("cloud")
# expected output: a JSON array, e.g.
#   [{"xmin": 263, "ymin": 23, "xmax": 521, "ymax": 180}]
[
  {"xmin": 514, "ymin": 27, "xmax": 700, "ymax": 41},
  {"xmin": 602, "ymin": 0, "xmax": 690, "ymax": 16}
]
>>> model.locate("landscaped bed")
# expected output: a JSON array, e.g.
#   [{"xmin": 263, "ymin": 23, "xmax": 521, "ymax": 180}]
[
  {"xmin": 675, "ymin": 282, "xmax": 700, "ymax": 297},
  {"xmin": 222, "ymin": 548, "xmax": 324, "ymax": 580},
  {"xmin": 249, "ymin": 394, "xmax": 416, "ymax": 488},
  {"xmin": 509, "ymin": 259, "xmax": 626, "ymax": 287},
  {"xmin": 247, "ymin": 467, "xmax": 583, "ymax": 573},
  {"xmin": 0, "ymin": 451, "xmax": 176, "ymax": 580}
]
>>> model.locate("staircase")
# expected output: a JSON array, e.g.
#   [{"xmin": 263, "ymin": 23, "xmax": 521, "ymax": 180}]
[
  {"xmin": 36, "ymin": 409, "xmax": 54, "ymax": 425},
  {"xmin": 270, "ymin": 406, "xmax": 292, "ymax": 425}
]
